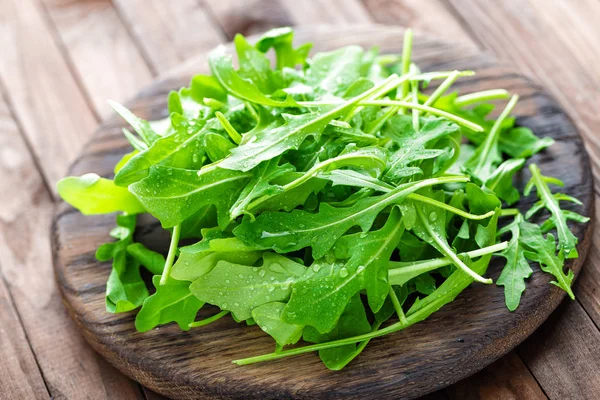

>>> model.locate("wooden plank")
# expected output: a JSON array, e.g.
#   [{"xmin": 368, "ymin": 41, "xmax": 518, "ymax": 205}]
[
  {"xmin": 0, "ymin": 0, "xmax": 97, "ymax": 187},
  {"xmin": 445, "ymin": 0, "xmax": 600, "ymax": 176},
  {"xmin": 0, "ymin": 273, "xmax": 49, "ymax": 399},
  {"xmin": 574, "ymin": 197, "xmax": 600, "ymax": 328},
  {"xmin": 113, "ymin": 0, "xmax": 225, "ymax": 74},
  {"xmin": 40, "ymin": 0, "xmax": 153, "ymax": 117},
  {"xmin": 0, "ymin": 84, "xmax": 144, "ymax": 399},
  {"xmin": 203, "ymin": 0, "xmax": 295, "ymax": 39},
  {"xmin": 518, "ymin": 300, "xmax": 600, "ymax": 399},
  {"xmin": 280, "ymin": 0, "xmax": 372, "ymax": 24},
  {"xmin": 447, "ymin": 352, "xmax": 547, "ymax": 400},
  {"xmin": 361, "ymin": 0, "xmax": 475, "ymax": 47}
]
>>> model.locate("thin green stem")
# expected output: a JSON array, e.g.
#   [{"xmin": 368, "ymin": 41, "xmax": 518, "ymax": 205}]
[
  {"xmin": 159, "ymin": 224, "xmax": 181, "ymax": 285},
  {"xmin": 500, "ymin": 208, "xmax": 520, "ymax": 217},
  {"xmin": 299, "ymin": 100, "xmax": 484, "ymax": 132},
  {"xmin": 415, "ymin": 207, "xmax": 492, "ymax": 284},
  {"xmin": 399, "ymin": 29, "xmax": 413, "ymax": 113},
  {"xmin": 424, "ymin": 70, "xmax": 461, "ymax": 108},
  {"xmin": 189, "ymin": 310, "xmax": 229, "ymax": 328},
  {"xmin": 388, "ymin": 286, "xmax": 408, "ymax": 325},
  {"xmin": 454, "ymin": 89, "xmax": 510, "ymax": 107},
  {"xmin": 388, "ymin": 242, "xmax": 508, "ymax": 285},
  {"xmin": 473, "ymin": 95, "xmax": 519, "ymax": 175},
  {"xmin": 215, "ymin": 111, "xmax": 242, "ymax": 144},
  {"xmin": 408, "ymin": 193, "xmax": 495, "ymax": 220}
]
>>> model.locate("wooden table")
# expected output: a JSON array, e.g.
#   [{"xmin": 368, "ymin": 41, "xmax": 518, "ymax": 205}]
[{"xmin": 1, "ymin": 1, "xmax": 599, "ymax": 399}]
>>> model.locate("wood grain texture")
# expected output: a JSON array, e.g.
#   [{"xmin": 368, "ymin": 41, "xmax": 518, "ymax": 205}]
[
  {"xmin": 0, "ymin": 0, "xmax": 97, "ymax": 187},
  {"xmin": 518, "ymin": 300, "xmax": 600, "ymax": 399},
  {"xmin": 203, "ymin": 0, "xmax": 294, "ymax": 39},
  {"xmin": 280, "ymin": 0, "xmax": 372, "ymax": 25},
  {"xmin": 0, "ymin": 71, "xmax": 144, "ymax": 400},
  {"xmin": 361, "ymin": 0, "xmax": 474, "ymax": 46},
  {"xmin": 114, "ymin": 0, "xmax": 225, "ymax": 74},
  {"xmin": 446, "ymin": 352, "xmax": 547, "ymax": 400},
  {"xmin": 51, "ymin": 26, "xmax": 594, "ymax": 400},
  {"xmin": 445, "ymin": 0, "xmax": 600, "ymax": 182},
  {"xmin": 41, "ymin": 0, "xmax": 153, "ymax": 116}
]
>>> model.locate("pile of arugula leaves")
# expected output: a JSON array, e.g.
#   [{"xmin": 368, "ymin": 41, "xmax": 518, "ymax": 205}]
[{"xmin": 57, "ymin": 28, "xmax": 589, "ymax": 369}]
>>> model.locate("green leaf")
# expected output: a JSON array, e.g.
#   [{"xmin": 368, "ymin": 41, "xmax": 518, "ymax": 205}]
[
  {"xmin": 496, "ymin": 214, "xmax": 532, "ymax": 311},
  {"xmin": 496, "ymin": 127, "xmax": 554, "ymax": 159},
  {"xmin": 484, "ymin": 158, "xmax": 525, "ymax": 205},
  {"xmin": 97, "ymin": 214, "xmax": 149, "ymax": 313},
  {"xmin": 234, "ymin": 34, "xmax": 280, "ymax": 94},
  {"xmin": 305, "ymin": 46, "xmax": 366, "ymax": 94},
  {"xmin": 525, "ymin": 164, "xmax": 582, "ymax": 258},
  {"xmin": 203, "ymin": 132, "xmax": 235, "ymax": 162},
  {"xmin": 108, "ymin": 101, "xmax": 159, "ymax": 145},
  {"xmin": 218, "ymin": 76, "xmax": 398, "ymax": 172},
  {"xmin": 383, "ymin": 115, "xmax": 459, "ymax": 182},
  {"xmin": 172, "ymin": 232, "xmax": 263, "ymax": 281},
  {"xmin": 302, "ymin": 294, "xmax": 371, "ymax": 370},
  {"xmin": 252, "ymin": 302, "xmax": 304, "ymax": 346},
  {"xmin": 57, "ymin": 174, "xmax": 145, "ymax": 215},
  {"xmin": 209, "ymin": 46, "xmax": 298, "ymax": 108},
  {"xmin": 519, "ymin": 221, "xmax": 575, "ymax": 299},
  {"xmin": 129, "ymin": 165, "xmax": 251, "ymax": 229},
  {"xmin": 333, "ymin": 207, "xmax": 405, "ymax": 312},
  {"xmin": 234, "ymin": 176, "xmax": 467, "ymax": 259},
  {"xmin": 126, "ymin": 243, "xmax": 165, "ymax": 275},
  {"xmin": 229, "ymin": 159, "xmax": 295, "ymax": 220},
  {"xmin": 114, "ymin": 119, "xmax": 212, "ymax": 186},
  {"xmin": 190, "ymin": 253, "xmax": 307, "ymax": 320},
  {"xmin": 255, "ymin": 27, "xmax": 311, "ymax": 69},
  {"xmin": 135, "ymin": 276, "xmax": 204, "ymax": 332}
]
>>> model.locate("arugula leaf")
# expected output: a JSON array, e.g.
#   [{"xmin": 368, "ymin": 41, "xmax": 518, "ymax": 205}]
[
  {"xmin": 302, "ymin": 294, "xmax": 371, "ymax": 369},
  {"xmin": 496, "ymin": 214, "xmax": 532, "ymax": 311},
  {"xmin": 333, "ymin": 207, "xmax": 404, "ymax": 312},
  {"xmin": 135, "ymin": 276, "xmax": 204, "ymax": 332},
  {"xmin": 190, "ymin": 253, "xmax": 307, "ymax": 320},
  {"xmin": 57, "ymin": 174, "xmax": 145, "ymax": 215},
  {"xmin": 129, "ymin": 165, "xmax": 251, "ymax": 229},
  {"xmin": 484, "ymin": 158, "xmax": 525, "ymax": 205},
  {"xmin": 255, "ymin": 27, "xmax": 311, "ymax": 69},
  {"xmin": 525, "ymin": 164, "xmax": 584, "ymax": 258},
  {"xmin": 96, "ymin": 214, "xmax": 148, "ymax": 313},
  {"xmin": 519, "ymin": 221, "xmax": 575, "ymax": 299},
  {"xmin": 108, "ymin": 101, "xmax": 159, "ymax": 145},
  {"xmin": 126, "ymin": 243, "xmax": 165, "ymax": 275},
  {"xmin": 252, "ymin": 302, "xmax": 304, "ymax": 346},
  {"xmin": 218, "ymin": 75, "xmax": 399, "ymax": 172},
  {"xmin": 382, "ymin": 115, "xmax": 459, "ymax": 182},
  {"xmin": 171, "ymin": 233, "xmax": 263, "ymax": 281},
  {"xmin": 234, "ymin": 176, "xmax": 468, "ymax": 259},
  {"xmin": 209, "ymin": 46, "xmax": 298, "ymax": 108}
]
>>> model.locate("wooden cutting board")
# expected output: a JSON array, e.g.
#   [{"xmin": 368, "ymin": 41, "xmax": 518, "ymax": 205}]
[{"xmin": 51, "ymin": 26, "xmax": 594, "ymax": 400}]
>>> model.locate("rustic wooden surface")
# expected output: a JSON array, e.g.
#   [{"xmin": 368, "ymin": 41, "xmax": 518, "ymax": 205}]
[
  {"xmin": 1, "ymin": 1, "xmax": 599, "ymax": 399},
  {"xmin": 51, "ymin": 26, "xmax": 595, "ymax": 400}
]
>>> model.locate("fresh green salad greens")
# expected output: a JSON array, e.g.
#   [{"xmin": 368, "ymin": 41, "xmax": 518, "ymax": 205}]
[{"xmin": 58, "ymin": 28, "xmax": 589, "ymax": 369}]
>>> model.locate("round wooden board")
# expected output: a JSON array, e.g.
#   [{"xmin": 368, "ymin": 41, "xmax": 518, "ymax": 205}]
[{"xmin": 52, "ymin": 26, "xmax": 594, "ymax": 400}]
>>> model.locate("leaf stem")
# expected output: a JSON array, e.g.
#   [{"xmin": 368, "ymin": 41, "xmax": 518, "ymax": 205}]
[
  {"xmin": 299, "ymin": 100, "xmax": 484, "ymax": 132},
  {"xmin": 399, "ymin": 29, "xmax": 413, "ymax": 113},
  {"xmin": 388, "ymin": 242, "xmax": 508, "ymax": 285},
  {"xmin": 454, "ymin": 89, "xmax": 510, "ymax": 107},
  {"xmin": 159, "ymin": 224, "xmax": 181, "ymax": 285},
  {"xmin": 388, "ymin": 286, "xmax": 408, "ymax": 325},
  {"xmin": 500, "ymin": 208, "xmax": 520, "ymax": 217},
  {"xmin": 415, "ymin": 207, "xmax": 492, "ymax": 284},
  {"xmin": 189, "ymin": 310, "xmax": 229, "ymax": 328},
  {"xmin": 215, "ymin": 111, "xmax": 242, "ymax": 144},
  {"xmin": 473, "ymin": 95, "xmax": 519, "ymax": 176},
  {"xmin": 408, "ymin": 193, "xmax": 495, "ymax": 220},
  {"xmin": 424, "ymin": 70, "xmax": 461, "ymax": 108}
]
